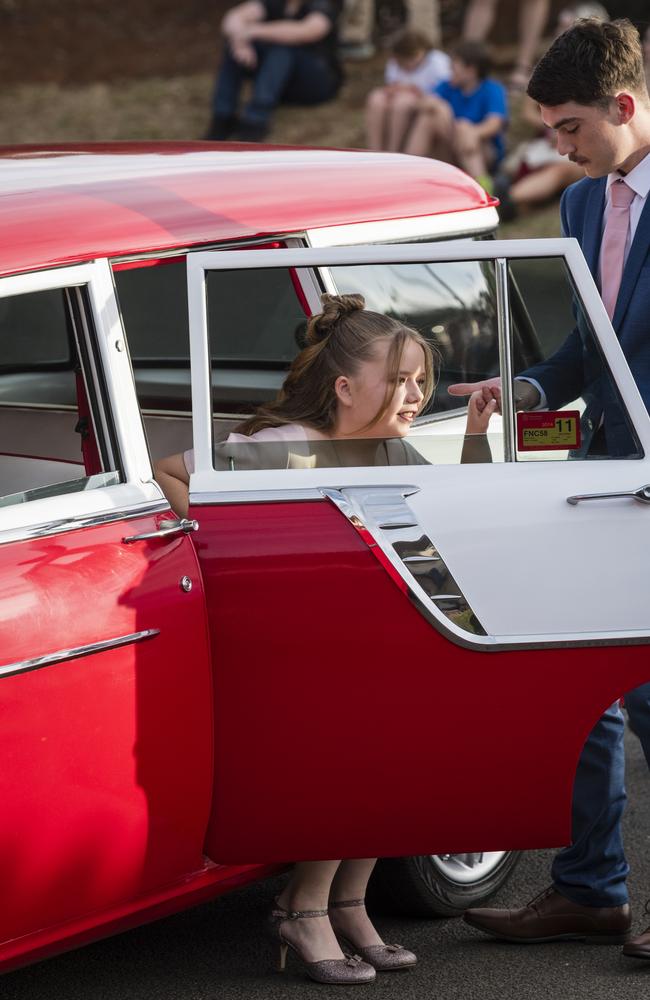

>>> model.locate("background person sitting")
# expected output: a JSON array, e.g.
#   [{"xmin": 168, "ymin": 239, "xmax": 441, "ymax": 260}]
[
  {"xmin": 205, "ymin": 0, "xmax": 343, "ymax": 143},
  {"xmin": 404, "ymin": 40, "xmax": 508, "ymax": 192},
  {"xmin": 364, "ymin": 28, "xmax": 450, "ymax": 151}
]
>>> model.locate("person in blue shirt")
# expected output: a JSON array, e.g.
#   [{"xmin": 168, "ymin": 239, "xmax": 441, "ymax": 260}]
[{"xmin": 404, "ymin": 41, "xmax": 508, "ymax": 191}]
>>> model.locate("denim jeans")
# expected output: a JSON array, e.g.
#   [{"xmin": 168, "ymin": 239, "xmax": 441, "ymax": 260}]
[
  {"xmin": 623, "ymin": 680, "xmax": 650, "ymax": 769},
  {"xmin": 551, "ymin": 701, "xmax": 630, "ymax": 906},
  {"xmin": 212, "ymin": 42, "xmax": 340, "ymax": 127}
]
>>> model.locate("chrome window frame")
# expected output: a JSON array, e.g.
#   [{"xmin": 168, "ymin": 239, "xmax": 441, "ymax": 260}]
[
  {"xmin": 186, "ymin": 238, "xmax": 650, "ymax": 495},
  {"xmin": 0, "ymin": 261, "xmax": 165, "ymax": 544}
]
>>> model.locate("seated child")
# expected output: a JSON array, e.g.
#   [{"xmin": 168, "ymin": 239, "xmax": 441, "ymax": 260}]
[
  {"xmin": 365, "ymin": 29, "xmax": 450, "ymax": 151},
  {"xmin": 404, "ymin": 40, "xmax": 508, "ymax": 192}
]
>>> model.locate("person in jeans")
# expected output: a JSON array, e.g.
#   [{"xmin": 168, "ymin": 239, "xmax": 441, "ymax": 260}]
[
  {"xmin": 447, "ymin": 18, "xmax": 650, "ymax": 962},
  {"xmin": 205, "ymin": 0, "xmax": 343, "ymax": 142}
]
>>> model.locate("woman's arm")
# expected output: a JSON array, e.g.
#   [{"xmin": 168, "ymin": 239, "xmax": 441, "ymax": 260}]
[
  {"xmin": 471, "ymin": 112, "xmax": 506, "ymax": 141},
  {"xmin": 245, "ymin": 10, "xmax": 331, "ymax": 45},
  {"xmin": 154, "ymin": 453, "xmax": 190, "ymax": 518},
  {"xmin": 222, "ymin": 0, "xmax": 266, "ymax": 40},
  {"xmin": 460, "ymin": 388, "xmax": 498, "ymax": 464}
]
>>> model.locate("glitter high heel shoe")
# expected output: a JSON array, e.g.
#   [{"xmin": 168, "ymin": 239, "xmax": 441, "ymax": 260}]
[
  {"xmin": 329, "ymin": 898, "xmax": 417, "ymax": 971},
  {"xmin": 267, "ymin": 900, "xmax": 376, "ymax": 984}
]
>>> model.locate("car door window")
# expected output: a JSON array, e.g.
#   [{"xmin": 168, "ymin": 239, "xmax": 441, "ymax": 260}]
[
  {"xmin": 185, "ymin": 241, "xmax": 649, "ymax": 493},
  {"xmin": 0, "ymin": 285, "xmax": 120, "ymax": 510},
  {"xmin": 507, "ymin": 257, "xmax": 642, "ymax": 462},
  {"xmin": 198, "ymin": 261, "xmax": 506, "ymax": 471}
]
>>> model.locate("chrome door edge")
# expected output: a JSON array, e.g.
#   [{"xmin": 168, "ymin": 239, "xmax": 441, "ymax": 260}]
[
  {"xmin": 0, "ymin": 628, "xmax": 160, "ymax": 680},
  {"xmin": 320, "ymin": 485, "xmax": 490, "ymax": 647},
  {"xmin": 0, "ymin": 499, "xmax": 171, "ymax": 547},
  {"xmin": 189, "ymin": 489, "xmax": 324, "ymax": 505}
]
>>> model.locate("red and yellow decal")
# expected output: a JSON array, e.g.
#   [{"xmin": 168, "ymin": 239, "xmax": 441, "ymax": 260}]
[{"xmin": 517, "ymin": 410, "xmax": 581, "ymax": 452}]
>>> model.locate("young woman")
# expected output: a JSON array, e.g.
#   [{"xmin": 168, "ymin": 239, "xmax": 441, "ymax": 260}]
[
  {"xmin": 156, "ymin": 292, "xmax": 497, "ymax": 517},
  {"xmin": 155, "ymin": 294, "xmax": 497, "ymax": 984}
]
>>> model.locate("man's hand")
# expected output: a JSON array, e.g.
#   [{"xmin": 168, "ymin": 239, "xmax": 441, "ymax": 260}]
[
  {"xmin": 230, "ymin": 34, "xmax": 257, "ymax": 67},
  {"xmin": 448, "ymin": 377, "xmax": 541, "ymax": 411}
]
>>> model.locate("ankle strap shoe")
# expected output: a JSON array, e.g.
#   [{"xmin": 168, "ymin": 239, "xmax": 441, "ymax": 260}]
[
  {"xmin": 329, "ymin": 898, "xmax": 417, "ymax": 971},
  {"xmin": 267, "ymin": 900, "xmax": 376, "ymax": 984}
]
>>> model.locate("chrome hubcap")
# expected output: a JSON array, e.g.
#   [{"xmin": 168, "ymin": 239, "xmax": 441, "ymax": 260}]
[{"xmin": 432, "ymin": 852, "xmax": 508, "ymax": 885}]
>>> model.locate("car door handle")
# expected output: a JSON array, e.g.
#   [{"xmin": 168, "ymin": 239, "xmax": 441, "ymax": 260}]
[
  {"xmin": 567, "ymin": 485, "xmax": 650, "ymax": 506},
  {"xmin": 122, "ymin": 518, "xmax": 199, "ymax": 543}
]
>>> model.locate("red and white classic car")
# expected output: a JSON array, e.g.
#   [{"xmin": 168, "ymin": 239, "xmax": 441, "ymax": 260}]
[{"xmin": 2, "ymin": 142, "xmax": 650, "ymax": 973}]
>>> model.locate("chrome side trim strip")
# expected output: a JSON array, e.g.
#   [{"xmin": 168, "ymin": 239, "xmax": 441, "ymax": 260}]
[
  {"xmin": 0, "ymin": 628, "xmax": 160, "ymax": 680},
  {"xmin": 0, "ymin": 499, "xmax": 170, "ymax": 547},
  {"xmin": 306, "ymin": 207, "xmax": 499, "ymax": 247},
  {"xmin": 320, "ymin": 485, "xmax": 488, "ymax": 641},
  {"xmin": 189, "ymin": 489, "xmax": 324, "ymax": 505}
]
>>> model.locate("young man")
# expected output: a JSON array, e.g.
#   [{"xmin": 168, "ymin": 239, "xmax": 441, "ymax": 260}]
[{"xmin": 448, "ymin": 18, "xmax": 650, "ymax": 961}]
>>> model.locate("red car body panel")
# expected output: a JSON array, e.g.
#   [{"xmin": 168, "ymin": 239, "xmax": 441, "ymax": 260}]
[
  {"xmin": 0, "ymin": 517, "xmax": 213, "ymax": 948},
  {"xmin": 192, "ymin": 499, "xmax": 650, "ymax": 863},
  {"xmin": 0, "ymin": 143, "xmax": 494, "ymax": 277}
]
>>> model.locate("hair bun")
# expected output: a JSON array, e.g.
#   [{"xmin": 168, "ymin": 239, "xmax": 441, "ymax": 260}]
[{"xmin": 306, "ymin": 293, "xmax": 365, "ymax": 344}]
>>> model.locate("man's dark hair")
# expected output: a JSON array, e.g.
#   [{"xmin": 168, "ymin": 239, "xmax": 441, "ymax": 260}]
[
  {"xmin": 527, "ymin": 18, "xmax": 649, "ymax": 107},
  {"xmin": 452, "ymin": 41, "xmax": 491, "ymax": 80}
]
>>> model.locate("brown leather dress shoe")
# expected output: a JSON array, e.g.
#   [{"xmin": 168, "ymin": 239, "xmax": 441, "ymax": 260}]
[
  {"xmin": 463, "ymin": 887, "xmax": 631, "ymax": 944},
  {"xmin": 623, "ymin": 925, "xmax": 650, "ymax": 959}
]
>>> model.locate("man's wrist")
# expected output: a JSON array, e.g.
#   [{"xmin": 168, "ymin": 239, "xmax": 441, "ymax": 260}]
[{"xmin": 513, "ymin": 379, "xmax": 541, "ymax": 410}]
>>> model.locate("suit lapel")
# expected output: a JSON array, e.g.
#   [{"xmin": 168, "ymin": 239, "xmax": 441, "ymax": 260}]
[
  {"xmin": 613, "ymin": 193, "xmax": 650, "ymax": 330},
  {"xmin": 582, "ymin": 178, "xmax": 606, "ymax": 280}
]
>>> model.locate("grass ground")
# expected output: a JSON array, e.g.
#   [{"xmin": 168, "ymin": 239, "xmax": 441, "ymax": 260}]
[{"xmin": 0, "ymin": 57, "xmax": 562, "ymax": 239}]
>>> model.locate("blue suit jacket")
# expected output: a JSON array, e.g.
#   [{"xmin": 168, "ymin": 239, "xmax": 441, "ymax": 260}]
[{"xmin": 521, "ymin": 175, "xmax": 650, "ymax": 455}]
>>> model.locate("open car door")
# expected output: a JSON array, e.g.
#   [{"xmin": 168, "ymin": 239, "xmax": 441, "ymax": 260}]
[{"xmin": 186, "ymin": 239, "xmax": 650, "ymax": 864}]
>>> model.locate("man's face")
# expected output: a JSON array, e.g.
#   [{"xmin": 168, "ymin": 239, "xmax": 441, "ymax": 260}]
[
  {"xmin": 450, "ymin": 58, "xmax": 476, "ymax": 90},
  {"xmin": 540, "ymin": 98, "xmax": 626, "ymax": 177}
]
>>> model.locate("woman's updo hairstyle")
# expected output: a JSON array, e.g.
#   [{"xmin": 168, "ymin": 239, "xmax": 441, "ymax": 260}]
[
  {"xmin": 236, "ymin": 293, "xmax": 437, "ymax": 436},
  {"xmin": 306, "ymin": 293, "xmax": 366, "ymax": 344}
]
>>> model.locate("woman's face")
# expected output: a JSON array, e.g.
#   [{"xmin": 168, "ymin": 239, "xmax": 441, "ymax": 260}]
[{"xmin": 335, "ymin": 336, "xmax": 427, "ymax": 438}]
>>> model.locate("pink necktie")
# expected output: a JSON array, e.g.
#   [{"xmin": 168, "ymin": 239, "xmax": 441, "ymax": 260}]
[{"xmin": 600, "ymin": 178, "xmax": 635, "ymax": 320}]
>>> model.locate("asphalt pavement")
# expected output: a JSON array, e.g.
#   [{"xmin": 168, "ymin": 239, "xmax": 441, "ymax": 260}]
[{"xmin": 4, "ymin": 727, "xmax": 650, "ymax": 1000}]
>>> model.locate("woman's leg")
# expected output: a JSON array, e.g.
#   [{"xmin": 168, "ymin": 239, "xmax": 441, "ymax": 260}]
[
  {"xmin": 240, "ymin": 42, "xmax": 299, "ymax": 134},
  {"xmin": 403, "ymin": 96, "xmax": 453, "ymax": 158},
  {"xmin": 329, "ymin": 858, "xmax": 383, "ymax": 947},
  {"xmin": 452, "ymin": 119, "xmax": 491, "ymax": 180},
  {"xmin": 281, "ymin": 50, "xmax": 340, "ymax": 105},
  {"xmin": 512, "ymin": 0, "xmax": 550, "ymax": 82},
  {"xmin": 275, "ymin": 860, "xmax": 347, "ymax": 962},
  {"xmin": 211, "ymin": 46, "xmax": 248, "ymax": 120},
  {"xmin": 386, "ymin": 89, "xmax": 420, "ymax": 152},
  {"xmin": 462, "ymin": 0, "xmax": 499, "ymax": 42},
  {"xmin": 510, "ymin": 159, "xmax": 582, "ymax": 208},
  {"xmin": 365, "ymin": 87, "xmax": 390, "ymax": 149},
  {"xmin": 405, "ymin": 0, "xmax": 441, "ymax": 46}
]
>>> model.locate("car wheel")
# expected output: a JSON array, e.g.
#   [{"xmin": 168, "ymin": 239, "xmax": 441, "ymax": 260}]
[{"xmin": 369, "ymin": 851, "xmax": 521, "ymax": 918}]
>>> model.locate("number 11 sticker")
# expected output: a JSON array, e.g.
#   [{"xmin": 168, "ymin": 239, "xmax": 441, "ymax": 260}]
[{"xmin": 517, "ymin": 410, "xmax": 581, "ymax": 451}]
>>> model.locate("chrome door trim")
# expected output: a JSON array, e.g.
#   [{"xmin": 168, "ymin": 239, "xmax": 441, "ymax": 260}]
[
  {"xmin": 189, "ymin": 489, "xmax": 324, "ymax": 505},
  {"xmin": 495, "ymin": 257, "xmax": 516, "ymax": 463},
  {"xmin": 0, "ymin": 628, "xmax": 160, "ymax": 680},
  {"xmin": 0, "ymin": 499, "xmax": 170, "ymax": 547}
]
